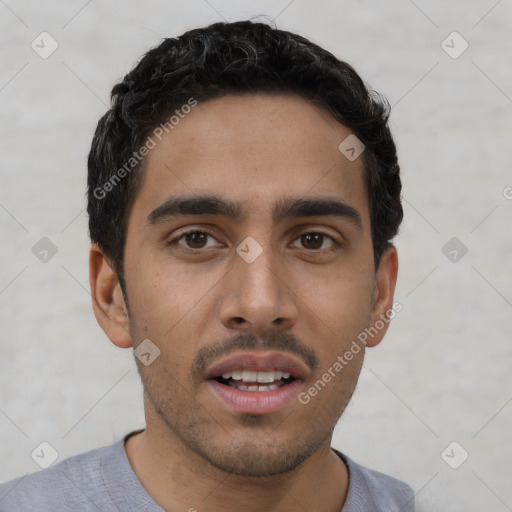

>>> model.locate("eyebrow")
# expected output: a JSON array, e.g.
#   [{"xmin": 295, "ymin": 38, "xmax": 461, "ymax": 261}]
[{"xmin": 147, "ymin": 194, "xmax": 362, "ymax": 229}]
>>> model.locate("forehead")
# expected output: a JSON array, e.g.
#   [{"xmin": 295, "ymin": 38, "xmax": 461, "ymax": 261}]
[{"xmin": 130, "ymin": 93, "xmax": 369, "ymax": 226}]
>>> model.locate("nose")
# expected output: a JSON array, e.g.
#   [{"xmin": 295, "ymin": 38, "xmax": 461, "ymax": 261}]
[{"xmin": 218, "ymin": 243, "xmax": 299, "ymax": 335}]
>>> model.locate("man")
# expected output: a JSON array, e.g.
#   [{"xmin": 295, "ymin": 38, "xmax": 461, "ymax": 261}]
[{"xmin": 0, "ymin": 20, "xmax": 413, "ymax": 511}]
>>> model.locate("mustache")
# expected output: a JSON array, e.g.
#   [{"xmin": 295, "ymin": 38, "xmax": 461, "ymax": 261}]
[{"xmin": 192, "ymin": 330, "xmax": 320, "ymax": 381}]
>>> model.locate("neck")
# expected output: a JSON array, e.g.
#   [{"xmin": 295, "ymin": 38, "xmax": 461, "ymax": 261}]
[{"xmin": 125, "ymin": 422, "xmax": 349, "ymax": 512}]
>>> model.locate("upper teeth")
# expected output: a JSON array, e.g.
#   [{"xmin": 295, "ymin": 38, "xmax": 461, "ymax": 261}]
[{"xmin": 221, "ymin": 370, "xmax": 291, "ymax": 382}]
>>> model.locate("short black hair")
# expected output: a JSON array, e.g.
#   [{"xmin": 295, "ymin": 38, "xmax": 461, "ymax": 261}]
[{"xmin": 87, "ymin": 20, "xmax": 402, "ymax": 296}]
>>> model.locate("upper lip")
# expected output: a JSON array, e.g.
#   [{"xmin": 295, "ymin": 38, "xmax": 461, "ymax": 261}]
[{"xmin": 204, "ymin": 350, "xmax": 310, "ymax": 380}]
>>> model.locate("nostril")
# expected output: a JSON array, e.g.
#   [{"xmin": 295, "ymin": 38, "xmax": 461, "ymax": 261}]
[{"xmin": 234, "ymin": 317, "xmax": 245, "ymax": 324}]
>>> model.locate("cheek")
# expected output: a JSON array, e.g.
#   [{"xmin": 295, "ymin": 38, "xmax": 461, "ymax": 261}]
[
  {"xmin": 124, "ymin": 252, "xmax": 223, "ymax": 381},
  {"xmin": 293, "ymin": 264, "xmax": 374, "ymax": 388},
  {"xmin": 300, "ymin": 262, "xmax": 374, "ymax": 331},
  {"xmin": 126, "ymin": 247, "xmax": 211, "ymax": 331},
  {"xmin": 300, "ymin": 277, "xmax": 369, "ymax": 412}
]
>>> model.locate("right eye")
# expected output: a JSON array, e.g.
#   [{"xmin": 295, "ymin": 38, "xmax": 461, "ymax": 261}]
[{"xmin": 168, "ymin": 229, "xmax": 222, "ymax": 251}]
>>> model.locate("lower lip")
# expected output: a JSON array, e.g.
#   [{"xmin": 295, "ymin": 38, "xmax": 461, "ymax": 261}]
[{"xmin": 207, "ymin": 379, "xmax": 303, "ymax": 414}]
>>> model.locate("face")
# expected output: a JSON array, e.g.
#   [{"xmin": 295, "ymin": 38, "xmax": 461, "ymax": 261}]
[{"xmin": 102, "ymin": 94, "xmax": 396, "ymax": 476}]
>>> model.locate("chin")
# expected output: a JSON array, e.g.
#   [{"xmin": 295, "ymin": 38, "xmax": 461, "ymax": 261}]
[{"xmin": 195, "ymin": 438, "xmax": 316, "ymax": 477}]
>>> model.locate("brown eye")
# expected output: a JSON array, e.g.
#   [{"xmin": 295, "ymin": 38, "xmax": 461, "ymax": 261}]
[
  {"xmin": 183, "ymin": 232, "xmax": 208, "ymax": 249},
  {"xmin": 295, "ymin": 232, "xmax": 335, "ymax": 250},
  {"xmin": 171, "ymin": 230, "xmax": 219, "ymax": 250}
]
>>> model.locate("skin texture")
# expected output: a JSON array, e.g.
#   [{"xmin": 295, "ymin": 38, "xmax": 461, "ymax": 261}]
[{"xmin": 89, "ymin": 93, "xmax": 398, "ymax": 512}]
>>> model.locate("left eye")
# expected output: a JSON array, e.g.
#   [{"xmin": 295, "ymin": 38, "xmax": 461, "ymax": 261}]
[{"xmin": 292, "ymin": 232, "xmax": 335, "ymax": 250}]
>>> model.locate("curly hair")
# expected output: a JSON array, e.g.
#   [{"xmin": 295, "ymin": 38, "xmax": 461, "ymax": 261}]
[{"xmin": 87, "ymin": 20, "xmax": 402, "ymax": 295}]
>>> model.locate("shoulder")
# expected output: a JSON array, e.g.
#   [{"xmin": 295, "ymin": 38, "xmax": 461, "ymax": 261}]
[
  {"xmin": 0, "ymin": 440, "xmax": 122, "ymax": 512},
  {"xmin": 334, "ymin": 450, "xmax": 415, "ymax": 511}
]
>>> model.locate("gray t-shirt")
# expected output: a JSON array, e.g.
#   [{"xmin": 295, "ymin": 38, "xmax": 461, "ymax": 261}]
[{"xmin": 0, "ymin": 431, "xmax": 414, "ymax": 511}]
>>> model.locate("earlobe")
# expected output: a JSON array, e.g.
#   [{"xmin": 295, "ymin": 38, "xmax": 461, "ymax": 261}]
[
  {"xmin": 89, "ymin": 243, "xmax": 133, "ymax": 349},
  {"xmin": 365, "ymin": 245, "xmax": 399, "ymax": 348}
]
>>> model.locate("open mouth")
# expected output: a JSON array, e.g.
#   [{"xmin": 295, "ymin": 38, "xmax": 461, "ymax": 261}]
[
  {"xmin": 204, "ymin": 351, "xmax": 309, "ymax": 414},
  {"xmin": 214, "ymin": 370, "xmax": 296, "ymax": 392}
]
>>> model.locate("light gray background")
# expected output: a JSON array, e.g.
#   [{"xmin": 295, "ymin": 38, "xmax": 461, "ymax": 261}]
[{"xmin": 1, "ymin": 1, "xmax": 511, "ymax": 510}]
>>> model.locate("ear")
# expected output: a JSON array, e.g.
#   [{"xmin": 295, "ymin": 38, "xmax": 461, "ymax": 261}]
[
  {"xmin": 365, "ymin": 245, "xmax": 399, "ymax": 348},
  {"xmin": 89, "ymin": 243, "xmax": 133, "ymax": 349}
]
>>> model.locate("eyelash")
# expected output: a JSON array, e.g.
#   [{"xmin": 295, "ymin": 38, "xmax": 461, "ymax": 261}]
[{"xmin": 168, "ymin": 228, "xmax": 339, "ymax": 252}]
